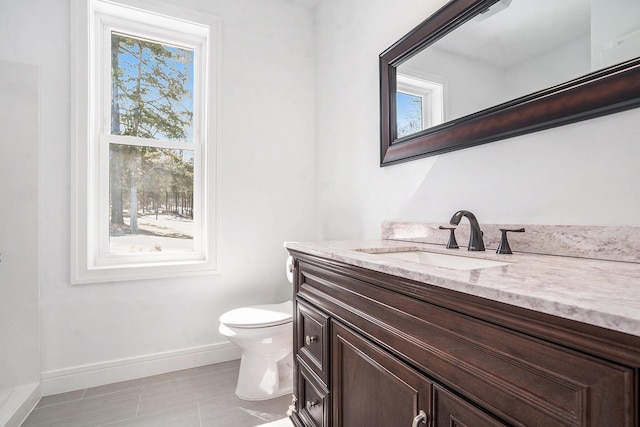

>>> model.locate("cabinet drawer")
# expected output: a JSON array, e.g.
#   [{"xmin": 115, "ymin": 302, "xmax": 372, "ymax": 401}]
[
  {"xmin": 298, "ymin": 362, "xmax": 330, "ymax": 427},
  {"xmin": 433, "ymin": 385, "xmax": 507, "ymax": 427},
  {"xmin": 296, "ymin": 299, "xmax": 330, "ymax": 383}
]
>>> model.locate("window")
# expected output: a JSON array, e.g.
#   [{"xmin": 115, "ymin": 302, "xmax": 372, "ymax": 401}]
[
  {"xmin": 72, "ymin": 0, "xmax": 219, "ymax": 283},
  {"xmin": 396, "ymin": 74, "xmax": 444, "ymax": 138}
]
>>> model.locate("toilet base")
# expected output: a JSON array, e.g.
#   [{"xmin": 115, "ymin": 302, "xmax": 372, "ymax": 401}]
[{"xmin": 235, "ymin": 351, "xmax": 293, "ymax": 401}]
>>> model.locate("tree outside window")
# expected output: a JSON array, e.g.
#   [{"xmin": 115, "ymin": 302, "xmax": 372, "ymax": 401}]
[{"xmin": 109, "ymin": 33, "xmax": 195, "ymax": 254}]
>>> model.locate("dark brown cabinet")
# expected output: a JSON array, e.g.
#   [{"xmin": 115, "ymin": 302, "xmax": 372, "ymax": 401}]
[{"xmin": 288, "ymin": 252, "xmax": 640, "ymax": 427}]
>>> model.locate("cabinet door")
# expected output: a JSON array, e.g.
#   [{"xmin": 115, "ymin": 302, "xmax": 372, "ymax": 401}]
[
  {"xmin": 433, "ymin": 385, "xmax": 508, "ymax": 427},
  {"xmin": 331, "ymin": 322, "xmax": 432, "ymax": 427}
]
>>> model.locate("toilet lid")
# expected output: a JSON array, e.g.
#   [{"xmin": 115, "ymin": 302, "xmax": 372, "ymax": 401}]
[{"xmin": 220, "ymin": 301, "xmax": 293, "ymax": 328}]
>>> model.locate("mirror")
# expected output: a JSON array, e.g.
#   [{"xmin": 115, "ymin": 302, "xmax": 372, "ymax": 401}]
[{"xmin": 380, "ymin": 0, "xmax": 640, "ymax": 165}]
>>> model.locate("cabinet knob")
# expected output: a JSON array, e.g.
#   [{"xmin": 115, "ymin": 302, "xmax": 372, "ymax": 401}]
[
  {"xmin": 411, "ymin": 410, "xmax": 428, "ymax": 427},
  {"xmin": 306, "ymin": 399, "xmax": 318, "ymax": 410},
  {"xmin": 305, "ymin": 335, "xmax": 318, "ymax": 345}
]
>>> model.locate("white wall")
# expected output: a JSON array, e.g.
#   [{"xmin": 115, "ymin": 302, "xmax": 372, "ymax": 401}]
[
  {"xmin": 0, "ymin": 59, "xmax": 41, "ymax": 426},
  {"xmin": 0, "ymin": 0, "xmax": 317, "ymax": 394},
  {"xmin": 315, "ymin": 0, "xmax": 640, "ymax": 241},
  {"xmin": 506, "ymin": 35, "xmax": 590, "ymax": 101},
  {"xmin": 592, "ymin": 0, "xmax": 640, "ymax": 69}
]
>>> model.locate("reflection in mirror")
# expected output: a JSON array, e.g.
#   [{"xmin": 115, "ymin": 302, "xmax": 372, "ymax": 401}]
[
  {"xmin": 394, "ymin": 0, "xmax": 640, "ymax": 139},
  {"xmin": 396, "ymin": 73, "xmax": 444, "ymax": 137}
]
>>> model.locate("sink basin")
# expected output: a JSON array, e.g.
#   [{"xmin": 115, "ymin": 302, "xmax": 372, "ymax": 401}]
[{"xmin": 372, "ymin": 250, "xmax": 511, "ymax": 271}]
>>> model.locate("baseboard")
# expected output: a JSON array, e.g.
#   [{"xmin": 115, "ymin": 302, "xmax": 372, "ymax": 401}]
[
  {"xmin": 0, "ymin": 382, "xmax": 40, "ymax": 427},
  {"xmin": 40, "ymin": 342, "xmax": 241, "ymax": 396}
]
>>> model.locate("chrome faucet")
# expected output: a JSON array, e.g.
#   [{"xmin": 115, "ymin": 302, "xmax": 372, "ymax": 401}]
[{"xmin": 449, "ymin": 210, "xmax": 485, "ymax": 251}]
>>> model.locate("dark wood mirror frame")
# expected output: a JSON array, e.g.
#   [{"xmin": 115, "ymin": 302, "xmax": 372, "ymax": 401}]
[{"xmin": 380, "ymin": 0, "xmax": 640, "ymax": 166}]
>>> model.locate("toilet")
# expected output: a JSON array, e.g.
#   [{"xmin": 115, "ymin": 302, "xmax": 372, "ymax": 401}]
[{"xmin": 219, "ymin": 300, "xmax": 293, "ymax": 400}]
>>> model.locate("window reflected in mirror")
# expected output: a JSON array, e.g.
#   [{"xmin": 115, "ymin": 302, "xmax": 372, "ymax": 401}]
[
  {"xmin": 393, "ymin": 0, "xmax": 640, "ymax": 139},
  {"xmin": 396, "ymin": 74, "xmax": 444, "ymax": 138}
]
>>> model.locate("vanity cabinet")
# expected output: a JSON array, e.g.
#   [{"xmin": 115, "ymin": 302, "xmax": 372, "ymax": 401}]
[{"xmin": 288, "ymin": 251, "xmax": 640, "ymax": 427}]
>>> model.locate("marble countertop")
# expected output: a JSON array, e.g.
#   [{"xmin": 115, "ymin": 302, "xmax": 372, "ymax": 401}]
[{"xmin": 285, "ymin": 239, "xmax": 640, "ymax": 338}]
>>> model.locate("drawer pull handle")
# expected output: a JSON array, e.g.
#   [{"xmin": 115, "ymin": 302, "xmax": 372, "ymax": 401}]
[
  {"xmin": 306, "ymin": 400, "xmax": 318, "ymax": 410},
  {"xmin": 305, "ymin": 335, "xmax": 318, "ymax": 345},
  {"xmin": 411, "ymin": 410, "xmax": 428, "ymax": 427}
]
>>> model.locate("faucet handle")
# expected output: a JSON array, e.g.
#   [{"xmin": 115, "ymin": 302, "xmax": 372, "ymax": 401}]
[
  {"xmin": 438, "ymin": 226, "xmax": 459, "ymax": 249},
  {"xmin": 496, "ymin": 228, "xmax": 525, "ymax": 254}
]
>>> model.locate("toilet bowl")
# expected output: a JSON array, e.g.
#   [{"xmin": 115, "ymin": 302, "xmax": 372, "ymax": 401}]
[{"xmin": 219, "ymin": 300, "xmax": 293, "ymax": 400}]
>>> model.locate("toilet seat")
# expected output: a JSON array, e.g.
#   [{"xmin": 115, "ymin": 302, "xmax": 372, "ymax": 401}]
[{"xmin": 220, "ymin": 301, "xmax": 292, "ymax": 328}]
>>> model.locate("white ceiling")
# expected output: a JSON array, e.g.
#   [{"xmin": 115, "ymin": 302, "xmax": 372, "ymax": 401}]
[{"xmin": 437, "ymin": 0, "xmax": 591, "ymax": 68}]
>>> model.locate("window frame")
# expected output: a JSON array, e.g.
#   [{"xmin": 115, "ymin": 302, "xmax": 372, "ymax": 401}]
[
  {"xmin": 71, "ymin": 0, "xmax": 220, "ymax": 284},
  {"xmin": 396, "ymin": 73, "xmax": 445, "ymax": 133}
]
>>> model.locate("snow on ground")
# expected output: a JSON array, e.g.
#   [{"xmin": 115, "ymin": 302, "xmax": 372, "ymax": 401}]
[
  {"xmin": 136, "ymin": 213, "xmax": 193, "ymax": 237},
  {"xmin": 110, "ymin": 213, "xmax": 193, "ymax": 254}
]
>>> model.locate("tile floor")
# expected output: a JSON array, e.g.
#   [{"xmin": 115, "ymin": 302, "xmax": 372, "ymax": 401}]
[{"xmin": 22, "ymin": 360, "xmax": 293, "ymax": 427}]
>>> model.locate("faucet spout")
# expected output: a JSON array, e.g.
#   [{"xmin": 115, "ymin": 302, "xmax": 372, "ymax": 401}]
[{"xmin": 449, "ymin": 210, "xmax": 485, "ymax": 251}]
